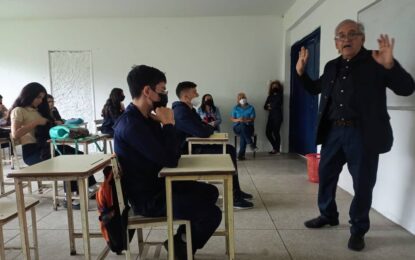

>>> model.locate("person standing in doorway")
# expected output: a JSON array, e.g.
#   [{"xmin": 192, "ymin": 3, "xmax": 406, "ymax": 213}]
[
  {"xmin": 296, "ymin": 19, "xmax": 415, "ymax": 251},
  {"xmin": 264, "ymin": 80, "xmax": 283, "ymax": 154}
]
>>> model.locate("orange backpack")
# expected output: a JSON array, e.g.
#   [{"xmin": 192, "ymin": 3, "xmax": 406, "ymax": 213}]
[{"xmin": 96, "ymin": 166, "xmax": 134, "ymax": 254}]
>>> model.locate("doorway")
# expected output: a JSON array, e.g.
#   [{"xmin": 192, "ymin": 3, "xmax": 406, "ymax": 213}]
[{"xmin": 289, "ymin": 28, "xmax": 320, "ymax": 155}]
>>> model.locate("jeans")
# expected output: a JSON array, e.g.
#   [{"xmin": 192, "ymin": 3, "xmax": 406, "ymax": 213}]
[{"xmin": 233, "ymin": 123, "xmax": 254, "ymax": 157}]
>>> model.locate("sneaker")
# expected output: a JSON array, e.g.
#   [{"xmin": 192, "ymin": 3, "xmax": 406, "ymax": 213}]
[
  {"xmin": 304, "ymin": 216, "xmax": 339, "ymax": 228},
  {"xmin": 249, "ymin": 143, "xmax": 258, "ymax": 152},
  {"xmin": 163, "ymin": 234, "xmax": 189, "ymax": 260},
  {"xmin": 348, "ymin": 234, "xmax": 365, "ymax": 251},
  {"xmin": 88, "ymin": 184, "xmax": 99, "ymax": 199},
  {"xmin": 233, "ymin": 197, "xmax": 254, "ymax": 209},
  {"xmin": 238, "ymin": 190, "xmax": 253, "ymax": 200},
  {"xmin": 62, "ymin": 199, "xmax": 81, "ymax": 210}
]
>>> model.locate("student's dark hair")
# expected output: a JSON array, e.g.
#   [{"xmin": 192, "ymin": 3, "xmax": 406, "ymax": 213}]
[
  {"xmin": 127, "ymin": 65, "xmax": 166, "ymax": 99},
  {"xmin": 176, "ymin": 81, "xmax": 197, "ymax": 98},
  {"xmin": 268, "ymin": 80, "xmax": 283, "ymax": 96},
  {"xmin": 47, "ymin": 94, "xmax": 53, "ymax": 100},
  {"xmin": 200, "ymin": 94, "xmax": 216, "ymax": 113},
  {"xmin": 7, "ymin": 82, "xmax": 51, "ymax": 123},
  {"xmin": 101, "ymin": 88, "xmax": 124, "ymax": 118},
  {"xmin": 0, "ymin": 94, "xmax": 3, "ymax": 99}
]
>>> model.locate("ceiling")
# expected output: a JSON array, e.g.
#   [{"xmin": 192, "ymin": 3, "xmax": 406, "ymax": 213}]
[{"xmin": 0, "ymin": 0, "xmax": 296, "ymax": 19}]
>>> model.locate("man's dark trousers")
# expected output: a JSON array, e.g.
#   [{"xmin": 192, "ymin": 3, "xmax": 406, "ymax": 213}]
[{"xmin": 318, "ymin": 125, "xmax": 379, "ymax": 236}]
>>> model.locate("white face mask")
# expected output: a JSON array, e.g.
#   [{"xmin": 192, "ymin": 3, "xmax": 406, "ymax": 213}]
[
  {"xmin": 239, "ymin": 98, "xmax": 247, "ymax": 106},
  {"xmin": 191, "ymin": 97, "xmax": 200, "ymax": 107}
]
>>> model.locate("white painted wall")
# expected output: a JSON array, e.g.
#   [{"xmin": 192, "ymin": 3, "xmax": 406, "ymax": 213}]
[
  {"xmin": 0, "ymin": 16, "xmax": 283, "ymax": 149},
  {"xmin": 283, "ymin": 0, "xmax": 415, "ymax": 234}
]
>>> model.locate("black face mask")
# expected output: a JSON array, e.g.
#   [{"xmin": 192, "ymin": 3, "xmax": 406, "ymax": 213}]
[
  {"xmin": 153, "ymin": 93, "xmax": 168, "ymax": 109},
  {"xmin": 120, "ymin": 95, "xmax": 125, "ymax": 102},
  {"xmin": 272, "ymin": 88, "xmax": 279, "ymax": 94},
  {"xmin": 205, "ymin": 99, "xmax": 213, "ymax": 106}
]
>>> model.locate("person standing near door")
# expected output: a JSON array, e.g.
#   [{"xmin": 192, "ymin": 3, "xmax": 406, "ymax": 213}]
[
  {"xmin": 296, "ymin": 19, "xmax": 414, "ymax": 251},
  {"xmin": 264, "ymin": 80, "xmax": 283, "ymax": 154}
]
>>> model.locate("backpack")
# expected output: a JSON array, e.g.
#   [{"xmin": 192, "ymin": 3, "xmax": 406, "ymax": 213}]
[
  {"xmin": 96, "ymin": 166, "xmax": 134, "ymax": 254},
  {"xmin": 49, "ymin": 125, "xmax": 103, "ymax": 154}
]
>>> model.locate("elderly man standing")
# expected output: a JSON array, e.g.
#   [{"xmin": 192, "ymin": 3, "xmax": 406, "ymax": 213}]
[{"xmin": 296, "ymin": 19, "xmax": 414, "ymax": 251}]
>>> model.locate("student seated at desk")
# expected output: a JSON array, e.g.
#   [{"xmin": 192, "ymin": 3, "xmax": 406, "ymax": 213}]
[
  {"xmin": 101, "ymin": 88, "xmax": 125, "ymax": 137},
  {"xmin": 172, "ymin": 81, "xmax": 254, "ymax": 209},
  {"xmin": 114, "ymin": 65, "xmax": 221, "ymax": 259},
  {"xmin": 197, "ymin": 94, "xmax": 222, "ymax": 132},
  {"xmin": 47, "ymin": 94, "xmax": 64, "ymax": 125},
  {"xmin": 9, "ymin": 82, "xmax": 97, "ymax": 209}
]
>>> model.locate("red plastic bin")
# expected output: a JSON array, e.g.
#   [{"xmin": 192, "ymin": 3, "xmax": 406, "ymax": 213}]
[{"xmin": 305, "ymin": 153, "xmax": 320, "ymax": 183}]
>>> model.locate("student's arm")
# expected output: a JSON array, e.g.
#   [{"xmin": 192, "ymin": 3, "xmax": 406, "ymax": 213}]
[
  {"xmin": 264, "ymin": 96, "xmax": 271, "ymax": 110},
  {"xmin": 11, "ymin": 108, "xmax": 47, "ymax": 139},
  {"xmin": 244, "ymin": 106, "xmax": 256, "ymax": 123},
  {"xmin": 174, "ymin": 107, "xmax": 213, "ymax": 138},
  {"xmin": 122, "ymin": 120, "xmax": 179, "ymax": 168},
  {"xmin": 214, "ymin": 107, "xmax": 222, "ymax": 127}
]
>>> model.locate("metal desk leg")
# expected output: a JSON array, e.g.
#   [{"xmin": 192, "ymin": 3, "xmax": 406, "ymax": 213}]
[
  {"xmin": 223, "ymin": 143, "xmax": 226, "ymax": 154},
  {"xmin": 0, "ymin": 154, "xmax": 4, "ymax": 194},
  {"xmin": 78, "ymin": 178, "xmax": 91, "ymax": 260},
  {"xmin": 165, "ymin": 177, "xmax": 175, "ymax": 260},
  {"xmin": 65, "ymin": 182, "xmax": 76, "ymax": 255},
  {"xmin": 15, "ymin": 179, "xmax": 31, "ymax": 259},
  {"xmin": 224, "ymin": 176, "xmax": 235, "ymax": 260}
]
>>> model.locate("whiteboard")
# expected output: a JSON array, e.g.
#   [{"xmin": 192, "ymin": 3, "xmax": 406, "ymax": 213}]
[{"xmin": 358, "ymin": 0, "xmax": 415, "ymax": 108}]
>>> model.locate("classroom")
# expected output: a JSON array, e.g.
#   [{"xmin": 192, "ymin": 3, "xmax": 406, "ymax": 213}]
[{"xmin": 1, "ymin": 0, "xmax": 415, "ymax": 259}]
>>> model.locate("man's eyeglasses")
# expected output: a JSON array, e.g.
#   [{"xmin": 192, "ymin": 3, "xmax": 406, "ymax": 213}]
[{"xmin": 334, "ymin": 31, "xmax": 363, "ymax": 41}]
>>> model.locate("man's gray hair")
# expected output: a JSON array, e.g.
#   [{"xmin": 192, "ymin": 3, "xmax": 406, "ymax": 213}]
[{"xmin": 335, "ymin": 19, "xmax": 365, "ymax": 35}]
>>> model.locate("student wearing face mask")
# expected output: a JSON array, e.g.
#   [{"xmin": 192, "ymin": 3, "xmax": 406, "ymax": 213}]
[
  {"xmin": 264, "ymin": 80, "xmax": 283, "ymax": 155},
  {"xmin": 101, "ymin": 88, "xmax": 126, "ymax": 137},
  {"xmin": 231, "ymin": 92, "xmax": 257, "ymax": 160},
  {"xmin": 197, "ymin": 94, "xmax": 222, "ymax": 132},
  {"xmin": 114, "ymin": 66, "xmax": 221, "ymax": 259},
  {"xmin": 173, "ymin": 82, "xmax": 254, "ymax": 209}
]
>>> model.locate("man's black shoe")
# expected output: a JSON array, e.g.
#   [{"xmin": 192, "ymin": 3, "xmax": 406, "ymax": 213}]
[
  {"xmin": 239, "ymin": 190, "xmax": 253, "ymax": 200},
  {"xmin": 304, "ymin": 216, "xmax": 339, "ymax": 228},
  {"xmin": 234, "ymin": 197, "xmax": 254, "ymax": 209},
  {"xmin": 348, "ymin": 234, "xmax": 365, "ymax": 251},
  {"xmin": 163, "ymin": 234, "xmax": 188, "ymax": 260}
]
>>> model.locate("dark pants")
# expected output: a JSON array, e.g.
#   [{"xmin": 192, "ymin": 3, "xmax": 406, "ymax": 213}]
[
  {"xmin": 265, "ymin": 116, "xmax": 282, "ymax": 152},
  {"xmin": 318, "ymin": 126, "xmax": 379, "ymax": 236},
  {"xmin": 130, "ymin": 181, "xmax": 222, "ymax": 252},
  {"xmin": 190, "ymin": 144, "xmax": 242, "ymax": 196},
  {"xmin": 233, "ymin": 124, "xmax": 254, "ymax": 157},
  {"xmin": 22, "ymin": 143, "xmax": 97, "ymax": 192}
]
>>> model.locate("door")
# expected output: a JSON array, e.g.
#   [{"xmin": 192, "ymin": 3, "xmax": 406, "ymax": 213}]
[{"xmin": 289, "ymin": 28, "xmax": 320, "ymax": 155}]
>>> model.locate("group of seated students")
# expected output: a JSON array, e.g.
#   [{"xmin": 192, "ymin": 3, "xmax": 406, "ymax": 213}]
[
  {"xmin": 8, "ymin": 83, "xmax": 97, "ymax": 209},
  {"xmin": 114, "ymin": 65, "xmax": 259, "ymax": 259}
]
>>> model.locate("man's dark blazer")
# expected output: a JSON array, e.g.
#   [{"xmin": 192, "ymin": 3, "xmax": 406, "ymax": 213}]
[{"xmin": 298, "ymin": 48, "xmax": 415, "ymax": 154}]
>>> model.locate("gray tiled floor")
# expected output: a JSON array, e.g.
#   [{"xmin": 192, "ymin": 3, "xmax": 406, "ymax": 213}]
[{"xmin": 2, "ymin": 153, "xmax": 415, "ymax": 259}]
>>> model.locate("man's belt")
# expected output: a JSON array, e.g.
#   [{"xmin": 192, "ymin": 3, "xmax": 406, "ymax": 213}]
[{"xmin": 332, "ymin": 119, "xmax": 356, "ymax": 127}]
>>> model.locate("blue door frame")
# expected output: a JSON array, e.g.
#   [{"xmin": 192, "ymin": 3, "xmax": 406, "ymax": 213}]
[{"xmin": 289, "ymin": 28, "xmax": 320, "ymax": 155}]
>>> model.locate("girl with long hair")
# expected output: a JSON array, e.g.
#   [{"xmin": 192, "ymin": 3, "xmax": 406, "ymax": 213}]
[{"xmin": 101, "ymin": 88, "xmax": 125, "ymax": 136}]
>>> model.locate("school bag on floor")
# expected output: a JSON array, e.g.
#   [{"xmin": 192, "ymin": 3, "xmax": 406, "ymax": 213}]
[{"xmin": 96, "ymin": 166, "xmax": 134, "ymax": 254}]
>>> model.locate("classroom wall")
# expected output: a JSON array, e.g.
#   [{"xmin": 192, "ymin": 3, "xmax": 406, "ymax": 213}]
[
  {"xmin": 283, "ymin": 0, "xmax": 415, "ymax": 234},
  {"xmin": 0, "ymin": 16, "xmax": 283, "ymax": 150}
]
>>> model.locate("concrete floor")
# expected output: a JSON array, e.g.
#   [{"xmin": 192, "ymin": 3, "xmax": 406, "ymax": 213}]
[{"xmin": 2, "ymin": 153, "xmax": 415, "ymax": 259}]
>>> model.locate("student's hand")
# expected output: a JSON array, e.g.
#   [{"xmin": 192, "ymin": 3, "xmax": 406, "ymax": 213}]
[
  {"xmin": 372, "ymin": 34, "xmax": 395, "ymax": 69},
  {"xmin": 154, "ymin": 107, "xmax": 175, "ymax": 125},
  {"xmin": 208, "ymin": 121, "xmax": 215, "ymax": 127},
  {"xmin": 33, "ymin": 117, "xmax": 48, "ymax": 127},
  {"xmin": 296, "ymin": 46, "xmax": 309, "ymax": 76}
]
